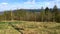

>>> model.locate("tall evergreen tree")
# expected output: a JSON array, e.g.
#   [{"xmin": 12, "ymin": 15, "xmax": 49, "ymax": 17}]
[
  {"xmin": 45, "ymin": 7, "xmax": 50, "ymax": 22},
  {"xmin": 45, "ymin": 7, "xmax": 49, "ymax": 14},
  {"xmin": 52, "ymin": 5, "xmax": 59, "ymax": 22}
]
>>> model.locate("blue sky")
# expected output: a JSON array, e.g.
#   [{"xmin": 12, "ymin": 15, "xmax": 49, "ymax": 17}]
[{"xmin": 0, "ymin": 0, "xmax": 60, "ymax": 11}]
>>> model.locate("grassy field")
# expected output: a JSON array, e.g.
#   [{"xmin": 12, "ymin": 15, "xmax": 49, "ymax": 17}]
[{"xmin": 0, "ymin": 21, "xmax": 60, "ymax": 34}]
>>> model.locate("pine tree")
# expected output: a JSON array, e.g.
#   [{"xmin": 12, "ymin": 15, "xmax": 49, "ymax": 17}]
[
  {"xmin": 45, "ymin": 7, "xmax": 50, "ymax": 22},
  {"xmin": 52, "ymin": 5, "xmax": 59, "ymax": 22}
]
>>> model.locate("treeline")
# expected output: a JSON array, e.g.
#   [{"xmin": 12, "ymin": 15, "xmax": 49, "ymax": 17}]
[{"xmin": 0, "ymin": 5, "xmax": 60, "ymax": 22}]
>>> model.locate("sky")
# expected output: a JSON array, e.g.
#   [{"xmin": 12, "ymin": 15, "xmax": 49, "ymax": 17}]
[{"xmin": 0, "ymin": 0, "xmax": 60, "ymax": 11}]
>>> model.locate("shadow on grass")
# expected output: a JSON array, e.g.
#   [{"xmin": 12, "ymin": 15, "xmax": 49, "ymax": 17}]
[{"xmin": 9, "ymin": 22, "xmax": 24, "ymax": 34}]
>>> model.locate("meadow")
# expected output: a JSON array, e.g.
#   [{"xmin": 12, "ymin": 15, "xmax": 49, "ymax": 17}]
[{"xmin": 0, "ymin": 21, "xmax": 60, "ymax": 34}]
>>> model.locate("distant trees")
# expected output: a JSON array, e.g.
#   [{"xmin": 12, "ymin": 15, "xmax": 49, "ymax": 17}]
[
  {"xmin": 52, "ymin": 5, "xmax": 60, "ymax": 22},
  {"xmin": 45, "ymin": 7, "xmax": 50, "ymax": 22},
  {"xmin": 55, "ymin": 13, "xmax": 60, "ymax": 22},
  {"xmin": 52, "ymin": 5, "xmax": 58, "ymax": 22},
  {"xmin": 0, "ymin": 5, "xmax": 60, "ymax": 23},
  {"xmin": 3, "ymin": 11, "xmax": 7, "ymax": 21},
  {"xmin": 0, "ymin": 15, "xmax": 3, "ymax": 21},
  {"xmin": 40, "ymin": 7, "xmax": 45, "ymax": 22}
]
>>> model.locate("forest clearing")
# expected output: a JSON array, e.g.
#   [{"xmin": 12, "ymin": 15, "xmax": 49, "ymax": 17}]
[{"xmin": 0, "ymin": 21, "xmax": 60, "ymax": 34}]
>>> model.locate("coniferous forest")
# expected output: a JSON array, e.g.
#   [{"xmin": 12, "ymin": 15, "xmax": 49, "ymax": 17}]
[{"xmin": 0, "ymin": 5, "xmax": 60, "ymax": 23}]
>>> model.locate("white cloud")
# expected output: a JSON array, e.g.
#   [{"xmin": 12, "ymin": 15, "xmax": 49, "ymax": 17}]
[
  {"xmin": 0, "ymin": 2, "xmax": 8, "ymax": 8},
  {"xmin": 57, "ymin": 0, "xmax": 60, "ymax": 1},
  {"xmin": 0, "ymin": 2, "xmax": 8, "ymax": 7},
  {"xmin": 0, "ymin": 3, "xmax": 23, "ymax": 11},
  {"xmin": 1, "ymin": 3, "xmax": 8, "ymax": 5},
  {"xmin": 0, "ymin": 3, "xmax": 8, "ymax": 11},
  {"xmin": 0, "ymin": 0, "xmax": 60, "ymax": 11},
  {"xmin": 24, "ymin": 0, "xmax": 35, "ymax": 4}
]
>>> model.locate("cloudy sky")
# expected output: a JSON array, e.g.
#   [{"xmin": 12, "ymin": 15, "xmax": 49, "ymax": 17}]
[{"xmin": 0, "ymin": 0, "xmax": 60, "ymax": 11}]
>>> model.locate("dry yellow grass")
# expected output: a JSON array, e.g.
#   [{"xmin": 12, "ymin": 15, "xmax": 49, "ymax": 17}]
[{"xmin": 0, "ymin": 21, "xmax": 60, "ymax": 34}]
